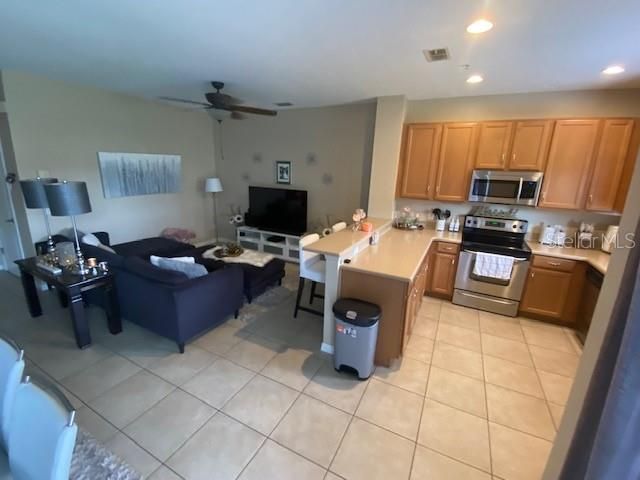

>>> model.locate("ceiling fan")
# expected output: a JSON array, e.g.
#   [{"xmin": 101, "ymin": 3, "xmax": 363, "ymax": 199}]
[{"xmin": 159, "ymin": 81, "xmax": 277, "ymax": 119}]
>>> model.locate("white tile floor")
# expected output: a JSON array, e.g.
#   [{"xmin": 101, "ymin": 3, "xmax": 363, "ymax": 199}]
[{"xmin": 0, "ymin": 269, "xmax": 582, "ymax": 480}]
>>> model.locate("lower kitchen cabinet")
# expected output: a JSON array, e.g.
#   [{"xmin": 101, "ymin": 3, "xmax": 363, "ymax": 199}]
[
  {"xmin": 425, "ymin": 242, "xmax": 459, "ymax": 300},
  {"xmin": 519, "ymin": 255, "xmax": 586, "ymax": 325}
]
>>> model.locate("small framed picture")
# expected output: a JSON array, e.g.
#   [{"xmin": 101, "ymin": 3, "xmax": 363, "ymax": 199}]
[{"xmin": 276, "ymin": 161, "xmax": 291, "ymax": 184}]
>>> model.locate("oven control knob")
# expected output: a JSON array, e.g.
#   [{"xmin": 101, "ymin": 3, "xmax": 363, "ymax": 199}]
[{"xmin": 512, "ymin": 225, "xmax": 517, "ymax": 229}]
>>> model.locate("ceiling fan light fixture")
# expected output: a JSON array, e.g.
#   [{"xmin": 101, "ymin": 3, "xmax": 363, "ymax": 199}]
[
  {"xmin": 466, "ymin": 19, "xmax": 493, "ymax": 34},
  {"xmin": 466, "ymin": 74, "xmax": 484, "ymax": 84},
  {"xmin": 602, "ymin": 65, "xmax": 625, "ymax": 75}
]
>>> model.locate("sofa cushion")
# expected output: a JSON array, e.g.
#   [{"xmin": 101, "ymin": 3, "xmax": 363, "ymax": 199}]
[
  {"xmin": 113, "ymin": 237, "xmax": 194, "ymax": 260},
  {"xmin": 123, "ymin": 257, "xmax": 188, "ymax": 285},
  {"xmin": 153, "ymin": 257, "xmax": 208, "ymax": 279}
]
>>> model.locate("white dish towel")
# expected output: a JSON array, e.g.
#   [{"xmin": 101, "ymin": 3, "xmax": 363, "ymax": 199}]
[{"xmin": 473, "ymin": 252, "xmax": 515, "ymax": 280}]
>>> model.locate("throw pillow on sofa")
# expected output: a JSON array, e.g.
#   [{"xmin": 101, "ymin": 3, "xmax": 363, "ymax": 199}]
[
  {"xmin": 153, "ymin": 257, "xmax": 208, "ymax": 279},
  {"xmin": 149, "ymin": 255, "xmax": 195, "ymax": 266},
  {"xmin": 81, "ymin": 233, "xmax": 116, "ymax": 254}
]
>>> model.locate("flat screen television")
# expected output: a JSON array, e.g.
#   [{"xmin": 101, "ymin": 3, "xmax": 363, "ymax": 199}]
[{"xmin": 246, "ymin": 186, "xmax": 307, "ymax": 235}]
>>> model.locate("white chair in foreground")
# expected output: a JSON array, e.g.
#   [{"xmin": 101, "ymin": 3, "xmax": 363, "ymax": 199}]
[
  {"xmin": 7, "ymin": 375, "xmax": 77, "ymax": 480},
  {"xmin": 331, "ymin": 221, "xmax": 347, "ymax": 233},
  {"xmin": 294, "ymin": 233, "xmax": 325, "ymax": 317},
  {"xmin": 0, "ymin": 335, "xmax": 24, "ymax": 454}
]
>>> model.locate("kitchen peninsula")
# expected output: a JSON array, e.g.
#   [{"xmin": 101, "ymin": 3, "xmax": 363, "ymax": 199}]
[
  {"xmin": 304, "ymin": 217, "xmax": 391, "ymax": 354},
  {"xmin": 338, "ymin": 226, "xmax": 611, "ymax": 366}
]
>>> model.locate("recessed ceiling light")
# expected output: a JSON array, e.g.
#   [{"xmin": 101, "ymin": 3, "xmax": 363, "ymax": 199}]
[
  {"xmin": 466, "ymin": 74, "xmax": 484, "ymax": 84},
  {"xmin": 466, "ymin": 19, "xmax": 493, "ymax": 34},
  {"xmin": 602, "ymin": 65, "xmax": 625, "ymax": 75}
]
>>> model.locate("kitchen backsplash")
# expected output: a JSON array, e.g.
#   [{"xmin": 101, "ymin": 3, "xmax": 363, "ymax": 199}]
[{"xmin": 395, "ymin": 198, "xmax": 620, "ymax": 246}]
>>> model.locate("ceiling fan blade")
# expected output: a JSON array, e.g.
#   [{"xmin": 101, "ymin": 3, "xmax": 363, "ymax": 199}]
[
  {"xmin": 158, "ymin": 96, "xmax": 210, "ymax": 107},
  {"xmin": 228, "ymin": 105, "xmax": 278, "ymax": 116}
]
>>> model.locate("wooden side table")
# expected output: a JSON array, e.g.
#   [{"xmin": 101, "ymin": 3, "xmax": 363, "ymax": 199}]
[{"xmin": 15, "ymin": 258, "xmax": 122, "ymax": 349}]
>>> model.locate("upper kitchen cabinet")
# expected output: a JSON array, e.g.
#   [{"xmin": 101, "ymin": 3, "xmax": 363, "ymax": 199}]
[
  {"xmin": 538, "ymin": 119, "xmax": 600, "ymax": 209},
  {"xmin": 586, "ymin": 119, "xmax": 634, "ymax": 212},
  {"xmin": 474, "ymin": 121, "xmax": 513, "ymax": 169},
  {"xmin": 508, "ymin": 120, "xmax": 554, "ymax": 171},
  {"xmin": 435, "ymin": 122, "xmax": 479, "ymax": 201},
  {"xmin": 398, "ymin": 124, "xmax": 442, "ymax": 199}
]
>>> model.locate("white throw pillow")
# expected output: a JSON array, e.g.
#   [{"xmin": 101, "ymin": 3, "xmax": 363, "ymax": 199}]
[
  {"xmin": 81, "ymin": 233, "xmax": 100, "ymax": 246},
  {"xmin": 82, "ymin": 233, "xmax": 116, "ymax": 254},
  {"xmin": 150, "ymin": 255, "xmax": 195, "ymax": 267}
]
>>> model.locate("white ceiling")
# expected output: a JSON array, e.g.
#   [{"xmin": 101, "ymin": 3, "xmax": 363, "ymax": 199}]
[{"xmin": 0, "ymin": 0, "xmax": 638, "ymax": 109}]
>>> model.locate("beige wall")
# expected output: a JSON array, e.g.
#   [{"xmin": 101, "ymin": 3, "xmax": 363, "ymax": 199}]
[
  {"xmin": 214, "ymin": 103, "xmax": 376, "ymax": 239},
  {"xmin": 367, "ymin": 96, "xmax": 406, "ymax": 219},
  {"xmin": 2, "ymin": 71, "xmax": 217, "ymax": 247},
  {"xmin": 406, "ymin": 88, "xmax": 640, "ymax": 122}
]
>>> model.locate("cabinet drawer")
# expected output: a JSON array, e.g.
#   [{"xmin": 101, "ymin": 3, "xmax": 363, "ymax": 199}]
[
  {"xmin": 436, "ymin": 242, "xmax": 460, "ymax": 254},
  {"xmin": 532, "ymin": 255, "xmax": 576, "ymax": 272}
]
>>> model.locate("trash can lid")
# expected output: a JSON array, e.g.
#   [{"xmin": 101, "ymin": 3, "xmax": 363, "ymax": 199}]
[{"xmin": 333, "ymin": 298, "xmax": 381, "ymax": 327}]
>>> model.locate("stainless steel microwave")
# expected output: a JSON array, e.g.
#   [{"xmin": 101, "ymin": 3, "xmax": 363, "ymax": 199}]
[{"xmin": 468, "ymin": 170, "xmax": 544, "ymax": 206}]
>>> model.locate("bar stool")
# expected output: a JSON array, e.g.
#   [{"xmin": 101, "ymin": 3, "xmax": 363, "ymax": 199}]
[
  {"xmin": 331, "ymin": 222, "xmax": 347, "ymax": 233},
  {"xmin": 294, "ymin": 233, "xmax": 325, "ymax": 317}
]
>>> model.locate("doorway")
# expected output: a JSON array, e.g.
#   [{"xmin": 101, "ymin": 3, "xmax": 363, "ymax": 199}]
[{"xmin": 0, "ymin": 138, "xmax": 23, "ymax": 275}]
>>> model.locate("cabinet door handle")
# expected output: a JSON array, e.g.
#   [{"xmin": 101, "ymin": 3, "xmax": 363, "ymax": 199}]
[
  {"xmin": 501, "ymin": 153, "xmax": 505, "ymax": 164},
  {"xmin": 512, "ymin": 153, "xmax": 516, "ymax": 161},
  {"xmin": 531, "ymin": 272, "xmax": 535, "ymax": 278},
  {"xmin": 542, "ymin": 191, "xmax": 547, "ymax": 201},
  {"xmin": 548, "ymin": 261, "xmax": 561, "ymax": 267},
  {"xmin": 451, "ymin": 258, "xmax": 455, "ymax": 265},
  {"xmin": 588, "ymin": 194, "xmax": 593, "ymax": 205},
  {"xmin": 436, "ymin": 185, "xmax": 440, "ymax": 194}
]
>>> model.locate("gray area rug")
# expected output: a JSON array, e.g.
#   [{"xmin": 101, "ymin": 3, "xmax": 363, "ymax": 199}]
[{"xmin": 71, "ymin": 430, "xmax": 141, "ymax": 480}]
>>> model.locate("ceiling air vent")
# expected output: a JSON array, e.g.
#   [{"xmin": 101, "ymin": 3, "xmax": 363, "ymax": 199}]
[{"xmin": 423, "ymin": 48, "xmax": 450, "ymax": 62}]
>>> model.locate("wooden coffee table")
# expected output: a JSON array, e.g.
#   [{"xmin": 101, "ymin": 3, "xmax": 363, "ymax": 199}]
[{"xmin": 15, "ymin": 257, "xmax": 122, "ymax": 349}]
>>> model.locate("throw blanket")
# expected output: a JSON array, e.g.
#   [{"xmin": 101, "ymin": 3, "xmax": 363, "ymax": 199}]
[
  {"xmin": 473, "ymin": 252, "xmax": 515, "ymax": 280},
  {"xmin": 203, "ymin": 247, "xmax": 275, "ymax": 268}
]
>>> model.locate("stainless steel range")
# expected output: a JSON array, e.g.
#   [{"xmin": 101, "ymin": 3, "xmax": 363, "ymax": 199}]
[{"xmin": 452, "ymin": 210, "xmax": 531, "ymax": 317}]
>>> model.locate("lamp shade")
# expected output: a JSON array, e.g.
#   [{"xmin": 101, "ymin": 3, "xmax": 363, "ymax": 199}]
[
  {"xmin": 19, "ymin": 178, "xmax": 58, "ymax": 208},
  {"xmin": 44, "ymin": 181, "xmax": 92, "ymax": 216},
  {"xmin": 205, "ymin": 177, "xmax": 223, "ymax": 193}
]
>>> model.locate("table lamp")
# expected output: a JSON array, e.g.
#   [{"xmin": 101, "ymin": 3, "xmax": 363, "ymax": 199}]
[
  {"xmin": 205, "ymin": 177, "xmax": 223, "ymax": 243},
  {"xmin": 19, "ymin": 177, "xmax": 59, "ymax": 257},
  {"xmin": 44, "ymin": 181, "xmax": 92, "ymax": 274}
]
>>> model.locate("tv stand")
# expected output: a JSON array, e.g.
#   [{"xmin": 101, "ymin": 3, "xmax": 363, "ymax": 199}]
[{"xmin": 236, "ymin": 226, "xmax": 301, "ymax": 263}]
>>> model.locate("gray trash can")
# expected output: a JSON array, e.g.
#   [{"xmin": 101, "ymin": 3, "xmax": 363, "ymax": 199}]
[{"xmin": 333, "ymin": 298, "xmax": 381, "ymax": 380}]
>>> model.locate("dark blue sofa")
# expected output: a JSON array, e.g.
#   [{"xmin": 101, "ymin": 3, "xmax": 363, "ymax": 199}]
[{"xmin": 77, "ymin": 233, "xmax": 244, "ymax": 353}]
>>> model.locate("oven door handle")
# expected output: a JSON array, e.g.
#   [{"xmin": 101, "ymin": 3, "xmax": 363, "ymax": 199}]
[
  {"xmin": 463, "ymin": 250, "xmax": 529, "ymax": 263},
  {"xmin": 485, "ymin": 173, "xmax": 490, "ymax": 198}
]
